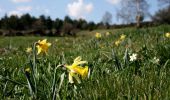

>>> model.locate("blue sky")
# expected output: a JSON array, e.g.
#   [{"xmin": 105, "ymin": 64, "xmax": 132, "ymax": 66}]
[{"xmin": 0, "ymin": 0, "xmax": 161, "ymax": 24}]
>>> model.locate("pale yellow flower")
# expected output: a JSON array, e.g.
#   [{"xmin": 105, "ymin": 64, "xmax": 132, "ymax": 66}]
[
  {"xmin": 95, "ymin": 32, "xmax": 102, "ymax": 39},
  {"xmin": 99, "ymin": 44, "xmax": 104, "ymax": 48},
  {"xmin": 55, "ymin": 39, "xmax": 59, "ymax": 42},
  {"xmin": 65, "ymin": 56, "xmax": 89, "ymax": 84},
  {"xmin": 26, "ymin": 47, "xmax": 32, "ymax": 53},
  {"xmin": 68, "ymin": 72, "xmax": 75, "ymax": 83},
  {"xmin": 120, "ymin": 34, "xmax": 126, "ymax": 40},
  {"xmin": 25, "ymin": 67, "xmax": 31, "ymax": 73},
  {"xmin": 115, "ymin": 40, "xmax": 121, "ymax": 46},
  {"xmin": 152, "ymin": 57, "xmax": 160, "ymax": 64},
  {"xmin": 106, "ymin": 32, "xmax": 110, "ymax": 36},
  {"xmin": 165, "ymin": 32, "xmax": 170, "ymax": 38},
  {"xmin": 36, "ymin": 39, "xmax": 51, "ymax": 55}
]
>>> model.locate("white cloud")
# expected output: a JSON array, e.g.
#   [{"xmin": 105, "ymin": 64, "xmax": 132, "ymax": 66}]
[
  {"xmin": 8, "ymin": 6, "xmax": 32, "ymax": 17},
  {"xmin": 11, "ymin": 0, "xmax": 31, "ymax": 3},
  {"xmin": 8, "ymin": 10, "xmax": 22, "ymax": 17},
  {"xmin": 17, "ymin": 6, "xmax": 32, "ymax": 11},
  {"xmin": 107, "ymin": 0, "xmax": 121, "ymax": 5},
  {"xmin": 67, "ymin": 0, "xmax": 93, "ymax": 19}
]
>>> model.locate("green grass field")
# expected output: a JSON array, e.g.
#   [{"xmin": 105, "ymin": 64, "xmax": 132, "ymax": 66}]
[{"xmin": 0, "ymin": 25, "xmax": 170, "ymax": 99}]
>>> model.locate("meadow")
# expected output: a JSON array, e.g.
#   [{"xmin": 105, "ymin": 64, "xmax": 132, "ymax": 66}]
[{"xmin": 0, "ymin": 25, "xmax": 170, "ymax": 100}]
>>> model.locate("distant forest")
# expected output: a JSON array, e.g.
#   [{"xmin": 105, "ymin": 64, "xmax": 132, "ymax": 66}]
[{"xmin": 0, "ymin": 6, "xmax": 170, "ymax": 36}]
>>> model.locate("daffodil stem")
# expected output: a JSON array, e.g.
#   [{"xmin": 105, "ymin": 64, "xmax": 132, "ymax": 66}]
[
  {"xmin": 33, "ymin": 43, "xmax": 37, "ymax": 75},
  {"xmin": 32, "ymin": 42, "xmax": 37, "ymax": 96}
]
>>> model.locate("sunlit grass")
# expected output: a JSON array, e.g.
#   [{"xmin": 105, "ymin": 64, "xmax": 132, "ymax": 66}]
[{"xmin": 0, "ymin": 25, "xmax": 170, "ymax": 99}]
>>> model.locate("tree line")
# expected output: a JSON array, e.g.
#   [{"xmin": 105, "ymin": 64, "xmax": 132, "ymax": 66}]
[
  {"xmin": 0, "ymin": 14, "xmax": 100, "ymax": 36},
  {"xmin": 0, "ymin": 0, "xmax": 170, "ymax": 36}
]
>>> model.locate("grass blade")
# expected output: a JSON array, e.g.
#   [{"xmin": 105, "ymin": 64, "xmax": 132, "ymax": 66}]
[
  {"xmin": 112, "ymin": 49, "xmax": 122, "ymax": 70},
  {"xmin": 23, "ymin": 70, "xmax": 35, "ymax": 98}
]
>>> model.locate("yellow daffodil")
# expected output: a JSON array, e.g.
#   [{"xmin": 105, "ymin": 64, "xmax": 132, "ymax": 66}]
[
  {"xmin": 25, "ymin": 67, "xmax": 31, "ymax": 73},
  {"xmin": 106, "ymin": 32, "xmax": 110, "ymax": 36},
  {"xmin": 165, "ymin": 32, "xmax": 170, "ymax": 38},
  {"xmin": 115, "ymin": 40, "xmax": 121, "ymax": 46},
  {"xmin": 99, "ymin": 44, "xmax": 104, "ymax": 48},
  {"xmin": 120, "ymin": 34, "xmax": 126, "ymax": 40},
  {"xmin": 55, "ymin": 39, "xmax": 59, "ymax": 42},
  {"xmin": 65, "ymin": 56, "xmax": 89, "ymax": 84},
  {"xmin": 26, "ymin": 47, "xmax": 32, "ymax": 53},
  {"xmin": 95, "ymin": 32, "xmax": 102, "ymax": 39},
  {"xmin": 36, "ymin": 39, "xmax": 51, "ymax": 55}
]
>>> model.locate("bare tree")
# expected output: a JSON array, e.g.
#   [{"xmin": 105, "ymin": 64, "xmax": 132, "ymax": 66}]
[
  {"xmin": 158, "ymin": 0, "xmax": 170, "ymax": 4},
  {"xmin": 158, "ymin": 0, "xmax": 170, "ymax": 8},
  {"xmin": 117, "ymin": 0, "xmax": 149, "ymax": 27},
  {"xmin": 102, "ymin": 11, "xmax": 112, "ymax": 25},
  {"xmin": 152, "ymin": 5, "xmax": 170, "ymax": 24}
]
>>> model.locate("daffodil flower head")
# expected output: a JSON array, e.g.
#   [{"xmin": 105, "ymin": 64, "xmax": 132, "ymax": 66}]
[
  {"xmin": 36, "ymin": 39, "xmax": 51, "ymax": 55},
  {"xmin": 115, "ymin": 40, "xmax": 121, "ymax": 46},
  {"xmin": 25, "ymin": 67, "xmax": 31, "ymax": 73},
  {"xmin": 55, "ymin": 39, "xmax": 59, "ymax": 42},
  {"xmin": 65, "ymin": 56, "xmax": 89, "ymax": 84},
  {"xmin": 120, "ymin": 34, "xmax": 126, "ymax": 40},
  {"xmin": 26, "ymin": 47, "xmax": 32, "ymax": 53},
  {"xmin": 95, "ymin": 32, "xmax": 102, "ymax": 39},
  {"xmin": 165, "ymin": 32, "xmax": 170, "ymax": 38},
  {"xmin": 106, "ymin": 32, "xmax": 110, "ymax": 36},
  {"xmin": 99, "ymin": 44, "xmax": 104, "ymax": 48}
]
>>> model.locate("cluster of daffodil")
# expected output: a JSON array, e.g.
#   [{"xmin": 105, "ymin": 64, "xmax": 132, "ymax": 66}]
[
  {"xmin": 114, "ymin": 34, "xmax": 126, "ymax": 46},
  {"xmin": 26, "ymin": 39, "xmax": 89, "ymax": 84},
  {"xmin": 95, "ymin": 32, "xmax": 111, "ymax": 39}
]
